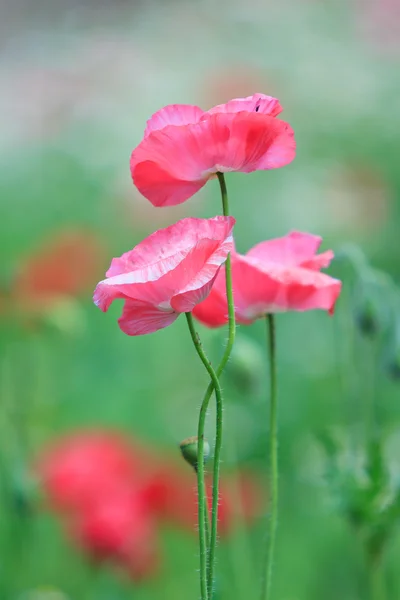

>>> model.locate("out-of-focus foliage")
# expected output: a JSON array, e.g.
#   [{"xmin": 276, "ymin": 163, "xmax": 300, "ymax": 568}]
[{"xmin": 1, "ymin": 0, "xmax": 399, "ymax": 598}]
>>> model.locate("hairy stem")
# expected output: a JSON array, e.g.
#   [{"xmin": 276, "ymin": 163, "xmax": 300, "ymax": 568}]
[
  {"xmin": 186, "ymin": 312, "xmax": 224, "ymax": 600},
  {"xmin": 260, "ymin": 314, "xmax": 278, "ymax": 600}
]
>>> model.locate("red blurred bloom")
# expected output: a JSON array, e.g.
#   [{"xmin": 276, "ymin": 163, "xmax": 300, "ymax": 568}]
[
  {"xmin": 72, "ymin": 488, "xmax": 159, "ymax": 581},
  {"xmin": 13, "ymin": 229, "xmax": 104, "ymax": 312},
  {"xmin": 93, "ymin": 216, "xmax": 235, "ymax": 336},
  {"xmin": 193, "ymin": 231, "xmax": 342, "ymax": 327},
  {"xmin": 37, "ymin": 430, "xmax": 160, "ymax": 581},
  {"xmin": 37, "ymin": 431, "xmax": 140, "ymax": 512},
  {"xmin": 0, "ymin": 229, "xmax": 104, "ymax": 330},
  {"xmin": 130, "ymin": 93, "xmax": 296, "ymax": 207},
  {"xmin": 37, "ymin": 429, "xmax": 264, "ymax": 582}
]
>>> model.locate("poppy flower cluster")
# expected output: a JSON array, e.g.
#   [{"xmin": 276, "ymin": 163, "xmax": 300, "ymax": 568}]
[
  {"xmin": 91, "ymin": 92, "xmax": 343, "ymax": 597},
  {"xmin": 36, "ymin": 430, "xmax": 263, "ymax": 581},
  {"xmin": 94, "ymin": 93, "xmax": 340, "ymax": 335}
]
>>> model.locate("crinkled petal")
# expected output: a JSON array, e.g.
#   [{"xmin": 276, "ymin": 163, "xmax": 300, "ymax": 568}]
[
  {"xmin": 94, "ymin": 217, "xmax": 235, "ymax": 333},
  {"xmin": 94, "ymin": 283, "xmax": 125, "ymax": 312},
  {"xmin": 106, "ymin": 216, "xmax": 234, "ymax": 277},
  {"xmin": 206, "ymin": 93, "xmax": 283, "ymax": 117},
  {"xmin": 234, "ymin": 258, "xmax": 342, "ymax": 317},
  {"xmin": 247, "ymin": 231, "xmax": 323, "ymax": 267},
  {"xmin": 170, "ymin": 219, "xmax": 234, "ymax": 312},
  {"xmin": 171, "ymin": 272, "xmax": 218, "ymax": 313},
  {"xmin": 144, "ymin": 104, "xmax": 204, "ymax": 137},
  {"xmin": 193, "ymin": 252, "xmax": 341, "ymax": 325},
  {"xmin": 131, "ymin": 113, "xmax": 295, "ymax": 207},
  {"xmin": 118, "ymin": 299, "xmax": 178, "ymax": 336}
]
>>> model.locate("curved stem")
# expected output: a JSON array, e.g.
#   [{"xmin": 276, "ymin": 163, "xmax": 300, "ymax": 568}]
[
  {"xmin": 260, "ymin": 314, "xmax": 278, "ymax": 600},
  {"xmin": 187, "ymin": 173, "xmax": 236, "ymax": 598},
  {"xmin": 204, "ymin": 173, "xmax": 236, "ymax": 597},
  {"xmin": 186, "ymin": 312, "xmax": 224, "ymax": 600}
]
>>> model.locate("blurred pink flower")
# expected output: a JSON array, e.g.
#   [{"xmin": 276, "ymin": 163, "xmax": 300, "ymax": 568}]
[
  {"xmin": 93, "ymin": 216, "xmax": 235, "ymax": 336},
  {"xmin": 130, "ymin": 93, "xmax": 296, "ymax": 207},
  {"xmin": 36, "ymin": 429, "xmax": 265, "ymax": 581},
  {"xmin": 193, "ymin": 231, "xmax": 342, "ymax": 326},
  {"xmin": 72, "ymin": 488, "xmax": 159, "ymax": 581},
  {"xmin": 37, "ymin": 430, "xmax": 160, "ymax": 581},
  {"xmin": 37, "ymin": 431, "xmax": 140, "ymax": 513}
]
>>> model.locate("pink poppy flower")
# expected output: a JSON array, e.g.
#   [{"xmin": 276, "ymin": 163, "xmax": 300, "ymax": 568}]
[
  {"xmin": 93, "ymin": 216, "xmax": 235, "ymax": 336},
  {"xmin": 193, "ymin": 231, "xmax": 342, "ymax": 326},
  {"xmin": 130, "ymin": 93, "xmax": 296, "ymax": 207}
]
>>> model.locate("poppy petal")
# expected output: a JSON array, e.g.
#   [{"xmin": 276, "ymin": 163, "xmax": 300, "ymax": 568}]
[
  {"xmin": 206, "ymin": 93, "xmax": 283, "ymax": 117},
  {"xmin": 131, "ymin": 114, "xmax": 295, "ymax": 207},
  {"xmin": 247, "ymin": 231, "xmax": 323, "ymax": 267},
  {"xmin": 144, "ymin": 104, "xmax": 204, "ymax": 137},
  {"xmin": 118, "ymin": 299, "xmax": 178, "ymax": 336},
  {"xmin": 192, "ymin": 269, "xmax": 229, "ymax": 327}
]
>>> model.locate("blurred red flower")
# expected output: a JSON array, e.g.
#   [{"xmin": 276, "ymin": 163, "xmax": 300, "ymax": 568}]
[
  {"xmin": 93, "ymin": 216, "xmax": 235, "ymax": 336},
  {"xmin": 36, "ymin": 429, "xmax": 264, "ymax": 581},
  {"xmin": 13, "ymin": 229, "xmax": 104, "ymax": 313},
  {"xmin": 71, "ymin": 488, "xmax": 159, "ymax": 582},
  {"xmin": 37, "ymin": 431, "xmax": 140, "ymax": 512},
  {"xmin": 193, "ymin": 231, "xmax": 342, "ymax": 327},
  {"xmin": 0, "ymin": 229, "xmax": 104, "ymax": 332},
  {"xmin": 130, "ymin": 93, "xmax": 295, "ymax": 207}
]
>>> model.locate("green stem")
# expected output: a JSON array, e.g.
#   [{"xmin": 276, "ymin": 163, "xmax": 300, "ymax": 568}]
[
  {"xmin": 186, "ymin": 173, "xmax": 236, "ymax": 597},
  {"xmin": 260, "ymin": 314, "xmax": 278, "ymax": 600},
  {"xmin": 203, "ymin": 486, "xmax": 211, "ymax": 548},
  {"xmin": 186, "ymin": 312, "xmax": 224, "ymax": 600},
  {"xmin": 203, "ymin": 173, "xmax": 236, "ymax": 597}
]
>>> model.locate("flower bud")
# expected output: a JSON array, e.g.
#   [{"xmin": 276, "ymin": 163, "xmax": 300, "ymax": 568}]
[{"xmin": 179, "ymin": 436, "xmax": 210, "ymax": 471}]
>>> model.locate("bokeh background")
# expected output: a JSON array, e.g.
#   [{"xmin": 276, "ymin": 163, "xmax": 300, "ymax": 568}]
[{"xmin": 1, "ymin": 1, "xmax": 400, "ymax": 598}]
